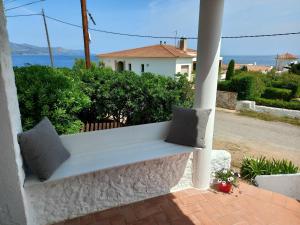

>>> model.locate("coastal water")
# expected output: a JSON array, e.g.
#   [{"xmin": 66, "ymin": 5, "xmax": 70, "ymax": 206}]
[
  {"xmin": 11, "ymin": 54, "xmax": 277, "ymax": 68},
  {"xmin": 12, "ymin": 55, "xmax": 99, "ymax": 68}
]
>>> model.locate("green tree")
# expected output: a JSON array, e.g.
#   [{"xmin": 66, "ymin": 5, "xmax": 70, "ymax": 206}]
[
  {"xmin": 226, "ymin": 59, "xmax": 235, "ymax": 80},
  {"xmin": 289, "ymin": 62, "xmax": 300, "ymax": 75},
  {"xmin": 240, "ymin": 65, "xmax": 248, "ymax": 72}
]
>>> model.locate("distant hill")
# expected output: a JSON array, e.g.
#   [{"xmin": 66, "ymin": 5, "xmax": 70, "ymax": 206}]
[{"xmin": 10, "ymin": 42, "xmax": 84, "ymax": 56}]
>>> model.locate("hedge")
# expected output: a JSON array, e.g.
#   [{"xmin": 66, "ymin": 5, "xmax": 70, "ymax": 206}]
[
  {"xmin": 76, "ymin": 68, "xmax": 194, "ymax": 125},
  {"xmin": 15, "ymin": 65, "xmax": 194, "ymax": 134},
  {"xmin": 271, "ymin": 73, "xmax": 300, "ymax": 98},
  {"xmin": 15, "ymin": 66, "xmax": 91, "ymax": 134},
  {"xmin": 217, "ymin": 80, "xmax": 235, "ymax": 92},
  {"xmin": 231, "ymin": 73, "xmax": 265, "ymax": 100},
  {"xmin": 255, "ymin": 98, "xmax": 300, "ymax": 110},
  {"xmin": 262, "ymin": 87, "xmax": 293, "ymax": 101}
]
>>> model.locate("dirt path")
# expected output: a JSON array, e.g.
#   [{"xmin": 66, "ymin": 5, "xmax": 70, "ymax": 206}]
[{"xmin": 213, "ymin": 109, "xmax": 300, "ymax": 169}]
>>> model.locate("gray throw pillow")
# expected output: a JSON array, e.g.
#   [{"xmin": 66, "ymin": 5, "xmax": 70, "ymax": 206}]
[
  {"xmin": 165, "ymin": 107, "xmax": 211, "ymax": 148},
  {"xmin": 18, "ymin": 117, "xmax": 70, "ymax": 181}
]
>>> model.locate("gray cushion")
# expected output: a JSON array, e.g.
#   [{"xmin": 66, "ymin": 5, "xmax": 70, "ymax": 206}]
[
  {"xmin": 18, "ymin": 117, "xmax": 70, "ymax": 181},
  {"xmin": 165, "ymin": 107, "xmax": 211, "ymax": 148}
]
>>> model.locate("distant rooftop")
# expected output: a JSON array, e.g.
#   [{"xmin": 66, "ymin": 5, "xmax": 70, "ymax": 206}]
[
  {"xmin": 97, "ymin": 44, "xmax": 197, "ymax": 59},
  {"xmin": 276, "ymin": 53, "xmax": 298, "ymax": 60},
  {"xmin": 221, "ymin": 63, "xmax": 273, "ymax": 72}
]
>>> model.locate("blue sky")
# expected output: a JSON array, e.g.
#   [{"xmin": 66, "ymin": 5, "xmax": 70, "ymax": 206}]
[{"xmin": 4, "ymin": 0, "xmax": 300, "ymax": 55}]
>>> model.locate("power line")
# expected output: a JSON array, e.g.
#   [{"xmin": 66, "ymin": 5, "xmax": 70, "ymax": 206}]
[
  {"xmin": 6, "ymin": 13, "xmax": 300, "ymax": 40},
  {"xmin": 6, "ymin": 13, "xmax": 41, "ymax": 17},
  {"xmin": 5, "ymin": 0, "xmax": 23, "ymax": 5},
  {"xmin": 5, "ymin": 0, "xmax": 45, "ymax": 12},
  {"xmin": 221, "ymin": 32, "xmax": 300, "ymax": 39},
  {"xmin": 43, "ymin": 16, "xmax": 300, "ymax": 40}
]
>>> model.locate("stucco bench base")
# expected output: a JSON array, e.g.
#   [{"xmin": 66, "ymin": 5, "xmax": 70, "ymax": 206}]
[{"xmin": 23, "ymin": 122, "xmax": 230, "ymax": 225}]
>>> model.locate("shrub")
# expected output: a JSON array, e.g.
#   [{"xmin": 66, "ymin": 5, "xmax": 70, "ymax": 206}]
[
  {"xmin": 135, "ymin": 73, "xmax": 194, "ymax": 124},
  {"xmin": 226, "ymin": 59, "xmax": 235, "ymax": 80},
  {"xmin": 231, "ymin": 73, "xmax": 265, "ymax": 100},
  {"xmin": 289, "ymin": 62, "xmax": 300, "ymax": 75},
  {"xmin": 72, "ymin": 58, "xmax": 99, "ymax": 70},
  {"xmin": 241, "ymin": 156, "xmax": 299, "ymax": 182},
  {"xmin": 262, "ymin": 87, "xmax": 293, "ymax": 101},
  {"xmin": 76, "ymin": 68, "xmax": 194, "ymax": 125},
  {"xmin": 15, "ymin": 66, "xmax": 91, "ymax": 134},
  {"xmin": 240, "ymin": 65, "xmax": 248, "ymax": 72},
  {"xmin": 217, "ymin": 80, "xmax": 235, "ymax": 92},
  {"xmin": 255, "ymin": 98, "xmax": 300, "ymax": 110},
  {"xmin": 271, "ymin": 73, "xmax": 300, "ymax": 98}
]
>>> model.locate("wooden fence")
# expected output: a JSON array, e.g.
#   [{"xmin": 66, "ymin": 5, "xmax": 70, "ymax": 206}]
[{"xmin": 82, "ymin": 121, "xmax": 123, "ymax": 132}]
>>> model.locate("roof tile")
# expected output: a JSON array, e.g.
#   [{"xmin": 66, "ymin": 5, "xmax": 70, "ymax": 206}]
[{"xmin": 98, "ymin": 44, "xmax": 196, "ymax": 58}]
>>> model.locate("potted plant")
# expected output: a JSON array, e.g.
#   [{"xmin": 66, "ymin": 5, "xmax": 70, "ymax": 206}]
[{"xmin": 213, "ymin": 169, "xmax": 240, "ymax": 193}]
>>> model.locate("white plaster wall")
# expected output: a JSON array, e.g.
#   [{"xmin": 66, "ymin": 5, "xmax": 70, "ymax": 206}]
[
  {"xmin": 236, "ymin": 100, "xmax": 300, "ymax": 119},
  {"xmin": 25, "ymin": 153, "xmax": 191, "ymax": 225},
  {"xmin": 255, "ymin": 173, "xmax": 300, "ymax": 200},
  {"xmin": 175, "ymin": 58, "xmax": 194, "ymax": 80},
  {"xmin": 25, "ymin": 149, "xmax": 230, "ymax": 225},
  {"xmin": 0, "ymin": 3, "xmax": 29, "ymax": 224},
  {"xmin": 255, "ymin": 105, "xmax": 300, "ymax": 119},
  {"xmin": 101, "ymin": 57, "xmax": 178, "ymax": 77}
]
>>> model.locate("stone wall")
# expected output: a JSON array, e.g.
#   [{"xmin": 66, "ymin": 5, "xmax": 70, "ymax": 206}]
[{"xmin": 216, "ymin": 91, "xmax": 238, "ymax": 110}]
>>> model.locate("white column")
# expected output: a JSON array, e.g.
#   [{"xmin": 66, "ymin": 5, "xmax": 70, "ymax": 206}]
[
  {"xmin": 192, "ymin": 0, "xmax": 224, "ymax": 189},
  {"xmin": 0, "ymin": 1, "xmax": 29, "ymax": 224}
]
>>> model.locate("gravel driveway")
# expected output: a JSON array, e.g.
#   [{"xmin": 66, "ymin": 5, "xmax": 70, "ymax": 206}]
[{"xmin": 213, "ymin": 109, "xmax": 300, "ymax": 168}]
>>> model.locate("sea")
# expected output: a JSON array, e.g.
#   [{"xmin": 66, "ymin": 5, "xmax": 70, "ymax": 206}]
[{"xmin": 11, "ymin": 54, "xmax": 277, "ymax": 68}]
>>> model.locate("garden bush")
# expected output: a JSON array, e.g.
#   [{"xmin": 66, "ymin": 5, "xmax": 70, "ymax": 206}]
[
  {"xmin": 15, "ymin": 66, "xmax": 90, "ymax": 134},
  {"xmin": 231, "ymin": 72, "xmax": 265, "ymax": 100},
  {"xmin": 262, "ymin": 87, "xmax": 293, "ymax": 101},
  {"xmin": 271, "ymin": 73, "xmax": 300, "ymax": 98},
  {"xmin": 75, "ymin": 68, "xmax": 194, "ymax": 125},
  {"xmin": 217, "ymin": 80, "xmax": 235, "ymax": 92},
  {"xmin": 255, "ymin": 98, "xmax": 300, "ymax": 110},
  {"xmin": 241, "ymin": 156, "xmax": 299, "ymax": 181},
  {"xmin": 289, "ymin": 62, "xmax": 300, "ymax": 75}
]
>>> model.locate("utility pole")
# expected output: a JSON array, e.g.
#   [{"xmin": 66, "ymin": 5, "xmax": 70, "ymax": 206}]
[
  {"xmin": 41, "ymin": 8, "xmax": 54, "ymax": 67},
  {"xmin": 80, "ymin": 0, "xmax": 91, "ymax": 68}
]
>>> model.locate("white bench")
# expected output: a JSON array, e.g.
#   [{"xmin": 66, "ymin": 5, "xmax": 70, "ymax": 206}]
[
  {"xmin": 25, "ymin": 121, "xmax": 196, "ymax": 186},
  {"xmin": 24, "ymin": 122, "xmax": 198, "ymax": 225},
  {"xmin": 23, "ymin": 122, "xmax": 231, "ymax": 225}
]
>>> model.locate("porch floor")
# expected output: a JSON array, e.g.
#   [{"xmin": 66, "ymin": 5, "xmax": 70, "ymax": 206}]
[{"xmin": 54, "ymin": 182, "xmax": 300, "ymax": 225}]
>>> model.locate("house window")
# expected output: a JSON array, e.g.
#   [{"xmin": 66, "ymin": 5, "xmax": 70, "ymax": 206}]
[
  {"xmin": 193, "ymin": 62, "xmax": 196, "ymax": 72},
  {"xmin": 141, "ymin": 64, "xmax": 145, "ymax": 73},
  {"xmin": 128, "ymin": 63, "xmax": 132, "ymax": 71},
  {"xmin": 180, "ymin": 65, "xmax": 189, "ymax": 74}
]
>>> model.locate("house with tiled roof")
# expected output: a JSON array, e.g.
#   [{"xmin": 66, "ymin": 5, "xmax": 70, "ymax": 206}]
[
  {"xmin": 275, "ymin": 53, "xmax": 298, "ymax": 71},
  {"xmin": 97, "ymin": 38, "xmax": 198, "ymax": 80}
]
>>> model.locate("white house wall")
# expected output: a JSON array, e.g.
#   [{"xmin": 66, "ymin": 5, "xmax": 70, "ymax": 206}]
[
  {"xmin": 175, "ymin": 58, "xmax": 194, "ymax": 80},
  {"xmin": 102, "ymin": 57, "xmax": 194, "ymax": 77}
]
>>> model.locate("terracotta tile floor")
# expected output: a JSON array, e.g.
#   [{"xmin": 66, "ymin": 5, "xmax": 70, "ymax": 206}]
[{"xmin": 54, "ymin": 182, "xmax": 300, "ymax": 225}]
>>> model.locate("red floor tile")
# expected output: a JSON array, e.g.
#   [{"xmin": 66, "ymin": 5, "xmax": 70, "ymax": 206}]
[{"xmin": 52, "ymin": 182, "xmax": 300, "ymax": 225}]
